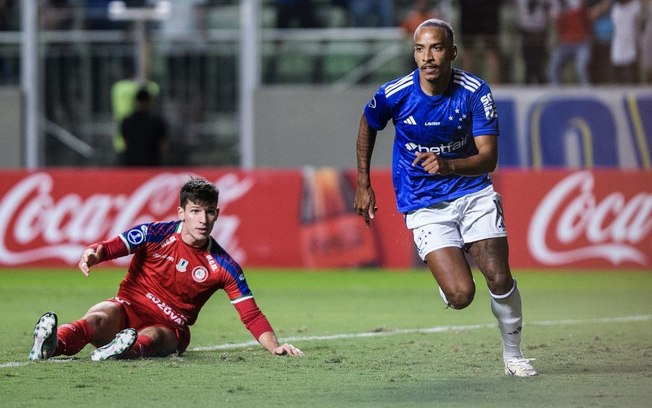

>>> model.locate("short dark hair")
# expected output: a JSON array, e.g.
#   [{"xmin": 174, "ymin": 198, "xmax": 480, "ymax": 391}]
[
  {"xmin": 414, "ymin": 18, "xmax": 455, "ymax": 44},
  {"xmin": 135, "ymin": 87, "xmax": 151, "ymax": 102},
  {"xmin": 179, "ymin": 177, "xmax": 219, "ymax": 208}
]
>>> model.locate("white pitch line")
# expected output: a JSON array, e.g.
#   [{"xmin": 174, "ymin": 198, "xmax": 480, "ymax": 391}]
[
  {"xmin": 0, "ymin": 357, "xmax": 74, "ymax": 369},
  {"xmin": 3, "ymin": 314, "xmax": 650, "ymax": 368},
  {"xmin": 190, "ymin": 323, "xmax": 496, "ymax": 352},
  {"xmin": 189, "ymin": 314, "xmax": 652, "ymax": 352}
]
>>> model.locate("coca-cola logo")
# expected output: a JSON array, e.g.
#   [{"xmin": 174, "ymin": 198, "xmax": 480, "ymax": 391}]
[
  {"xmin": 0, "ymin": 172, "xmax": 254, "ymax": 266},
  {"xmin": 528, "ymin": 171, "xmax": 651, "ymax": 266}
]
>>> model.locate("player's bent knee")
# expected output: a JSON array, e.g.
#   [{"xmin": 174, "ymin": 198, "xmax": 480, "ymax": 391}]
[
  {"xmin": 449, "ymin": 296, "xmax": 473, "ymax": 309},
  {"xmin": 446, "ymin": 290, "xmax": 474, "ymax": 309}
]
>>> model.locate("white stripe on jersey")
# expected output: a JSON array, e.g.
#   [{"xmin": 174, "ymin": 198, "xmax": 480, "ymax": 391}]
[
  {"xmin": 453, "ymin": 70, "xmax": 481, "ymax": 92},
  {"xmin": 231, "ymin": 295, "xmax": 254, "ymax": 304},
  {"xmin": 385, "ymin": 73, "xmax": 412, "ymax": 93},
  {"xmin": 453, "ymin": 70, "xmax": 480, "ymax": 92},
  {"xmin": 385, "ymin": 74, "xmax": 413, "ymax": 98},
  {"xmin": 118, "ymin": 234, "xmax": 133, "ymax": 254}
]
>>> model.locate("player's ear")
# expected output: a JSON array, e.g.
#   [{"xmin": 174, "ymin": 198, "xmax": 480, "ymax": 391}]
[
  {"xmin": 450, "ymin": 44, "xmax": 458, "ymax": 61},
  {"xmin": 177, "ymin": 206, "xmax": 185, "ymax": 220}
]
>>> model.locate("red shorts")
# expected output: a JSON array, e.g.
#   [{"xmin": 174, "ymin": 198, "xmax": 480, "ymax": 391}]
[{"xmin": 108, "ymin": 295, "xmax": 192, "ymax": 354}]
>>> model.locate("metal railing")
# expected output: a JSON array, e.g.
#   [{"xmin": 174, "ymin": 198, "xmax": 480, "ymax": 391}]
[{"xmin": 1, "ymin": 23, "xmax": 409, "ymax": 167}]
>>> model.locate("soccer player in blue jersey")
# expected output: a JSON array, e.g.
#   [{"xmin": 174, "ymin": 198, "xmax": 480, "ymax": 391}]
[{"xmin": 354, "ymin": 18, "xmax": 537, "ymax": 377}]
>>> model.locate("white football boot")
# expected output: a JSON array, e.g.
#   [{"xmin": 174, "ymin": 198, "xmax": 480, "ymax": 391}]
[
  {"xmin": 90, "ymin": 328, "xmax": 137, "ymax": 361},
  {"xmin": 28, "ymin": 312, "xmax": 58, "ymax": 361},
  {"xmin": 505, "ymin": 357, "xmax": 538, "ymax": 377}
]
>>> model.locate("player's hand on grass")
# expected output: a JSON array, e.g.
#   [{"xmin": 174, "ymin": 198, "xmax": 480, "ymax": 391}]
[
  {"xmin": 272, "ymin": 343, "xmax": 304, "ymax": 356},
  {"xmin": 78, "ymin": 244, "xmax": 104, "ymax": 276}
]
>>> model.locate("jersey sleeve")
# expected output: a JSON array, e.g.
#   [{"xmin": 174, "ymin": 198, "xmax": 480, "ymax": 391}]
[
  {"xmin": 233, "ymin": 297, "xmax": 274, "ymax": 340},
  {"xmin": 218, "ymin": 254, "xmax": 254, "ymax": 303},
  {"xmin": 363, "ymin": 86, "xmax": 392, "ymax": 131},
  {"xmin": 470, "ymin": 83, "xmax": 499, "ymax": 137},
  {"xmin": 118, "ymin": 221, "xmax": 180, "ymax": 253},
  {"xmin": 87, "ymin": 221, "xmax": 179, "ymax": 262},
  {"xmin": 88, "ymin": 235, "xmax": 129, "ymax": 262}
]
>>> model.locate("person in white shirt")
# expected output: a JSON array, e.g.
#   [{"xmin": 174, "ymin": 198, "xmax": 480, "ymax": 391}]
[
  {"xmin": 610, "ymin": 0, "xmax": 642, "ymax": 83},
  {"xmin": 640, "ymin": 0, "xmax": 652, "ymax": 82}
]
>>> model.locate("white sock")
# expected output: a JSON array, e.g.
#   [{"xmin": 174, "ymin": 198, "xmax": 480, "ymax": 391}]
[{"xmin": 490, "ymin": 280, "xmax": 523, "ymax": 361}]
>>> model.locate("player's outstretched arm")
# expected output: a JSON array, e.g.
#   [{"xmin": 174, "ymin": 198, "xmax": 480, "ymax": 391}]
[
  {"xmin": 355, "ymin": 114, "xmax": 379, "ymax": 226},
  {"xmin": 78, "ymin": 244, "xmax": 104, "ymax": 277},
  {"xmin": 258, "ymin": 331, "xmax": 304, "ymax": 356}
]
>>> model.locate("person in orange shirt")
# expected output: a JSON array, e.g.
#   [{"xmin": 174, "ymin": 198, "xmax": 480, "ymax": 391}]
[{"xmin": 400, "ymin": 0, "xmax": 446, "ymax": 36}]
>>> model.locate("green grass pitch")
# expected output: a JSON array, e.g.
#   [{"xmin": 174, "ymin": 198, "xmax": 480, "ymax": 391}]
[{"xmin": 1, "ymin": 268, "xmax": 651, "ymax": 407}]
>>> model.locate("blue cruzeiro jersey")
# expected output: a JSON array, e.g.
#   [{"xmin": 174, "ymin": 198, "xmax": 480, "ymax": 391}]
[{"xmin": 364, "ymin": 68, "xmax": 498, "ymax": 214}]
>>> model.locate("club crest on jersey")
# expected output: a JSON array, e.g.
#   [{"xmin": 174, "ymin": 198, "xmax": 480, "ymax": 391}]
[
  {"xmin": 126, "ymin": 226, "xmax": 146, "ymax": 246},
  {"xmin": 368, "ymin": 97, "xmax": 376, "ymax": 108},
  {"xmin": 192, "ymin": 266, "xmax": 209, "ymax": 283},
  {"xmin": 176, "ymin": 259, "xmax": 188, "ymax": 272}
]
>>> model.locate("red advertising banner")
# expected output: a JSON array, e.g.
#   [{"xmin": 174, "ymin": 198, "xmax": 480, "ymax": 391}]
[
  {"xmin": 0, "ymin": 168, "xmax": 649, "ymax": 270},
  {"xmin": 494, "ymin": 169, "xmax": 652, "ymax": 270},
  {"xmin": 0, "ymin": 168, "xmax": 412, "ymax": 269}
]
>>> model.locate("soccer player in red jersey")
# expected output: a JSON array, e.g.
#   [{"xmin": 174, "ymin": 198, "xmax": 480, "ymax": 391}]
[{"xmin": 29, "ymin": 177, "xmax": 303, "ymax": 361}]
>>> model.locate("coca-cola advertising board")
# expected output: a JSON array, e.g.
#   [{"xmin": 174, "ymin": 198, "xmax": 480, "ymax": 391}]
[
  {"xmin": 493, "ymin": 169, "xmax": 651, "ymax": 270},
  {"xmin": 0, "ymin": 168, "xmax": 649, "ymax": 270},
  {"xmin": 0, "ymin": 168, "xmax": 412, "ymax": 269}
]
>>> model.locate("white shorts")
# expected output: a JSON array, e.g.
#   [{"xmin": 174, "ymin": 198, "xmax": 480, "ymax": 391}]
[{"xmin": 406, "ymin": 185, "xmax": 508, "ymax": 261}]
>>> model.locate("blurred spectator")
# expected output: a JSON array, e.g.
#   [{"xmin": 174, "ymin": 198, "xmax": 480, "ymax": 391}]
[
  {"xmin": 588, "ymin": 0, "xmax": 614, "ymax": 83},
  {"xmin": 516, "ymin": 0, "xmax": 552, "ymax": 84},
  {"xmin": 547, "ymin": 0, "xmax": 609, "ymax": 85},
  {"xmin": 85, "ymin": 0, "xmax": 115, "ymax": 29},
  {"xmin": 0, "ymin": 0, "xmax": 17, "ymax": 31},
  {"xmin": 610, "ymin": 0, "xmax": 642, "ymax": 83},
  {"xmin": 121, "ymin": 87, "xmax": 168, "ymax": 166},
  {"xmin": 643, "ymin": 0, "xmax": 652, "ymax": 82},
  {"xmin": 111, "ymin": 74, "xmax": 160, "ymax": 163},
  {"xmin": 267, "ymin": 0, "xmax": 321, "ymax": 84},
  {"xmin": 399, "ymin": 0, "xmax": 450, "ymax": 72},
  {"xmin": 275, "ymin": 0, "xmax": 320, "ymax": 28},
  {"xmin": 346, "ymin": 0, "xmax": 395, "ymax": 27},
  {"xmin": 400, "ymin": 0, "xmax": 448, "ymax": 36},
  {"xmin": 85, "ymin": 0, "xmax": 150, "ymax": 30},
  {"xmin": 39, "ymin": 0, "xmax": 74, "ymax": 31},
  {"xmin": 0, "ymin": 0, "xmax": 17, "ymax": 84},
  {"xmin": 458, "ymin": 0, "xmax": 503, "ymax": 83},
  {"xmin": 40, "ymin": 0, "xmax": 76, "ymax": 123}
]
